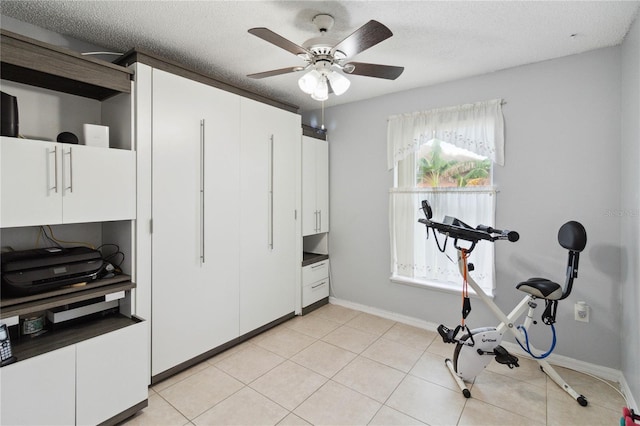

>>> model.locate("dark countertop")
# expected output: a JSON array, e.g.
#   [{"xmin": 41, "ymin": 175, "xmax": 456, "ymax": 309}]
[{"xmin": 302, "ymin": 252, "xmax": 329, "ymax": 267}]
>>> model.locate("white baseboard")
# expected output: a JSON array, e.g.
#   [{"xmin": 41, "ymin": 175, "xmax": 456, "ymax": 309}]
[{"xmin": 329, "ymin": 296, "xmax": 637, "ymax": 410}]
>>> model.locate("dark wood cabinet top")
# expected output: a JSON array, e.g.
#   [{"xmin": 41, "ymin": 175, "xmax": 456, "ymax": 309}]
[{"xmin": 1, "ymin": 29, "xmax": 133, "ymax": 100}]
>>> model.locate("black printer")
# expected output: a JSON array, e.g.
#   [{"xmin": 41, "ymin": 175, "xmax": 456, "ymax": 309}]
[{"xmin": 1, "ymin": 247, "xmax": 104, "ymax": 296}]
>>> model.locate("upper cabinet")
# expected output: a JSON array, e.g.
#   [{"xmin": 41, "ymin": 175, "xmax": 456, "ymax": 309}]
[
  {"xmin": 0, "ymin": 30, "xmax": 136, "ymax": 228},
  {"xmin": 0, "ymin": 137, "xmax": 135, "ymax": 227},
  {"xmin": 302, "ymin": 134, "xmax": 329, "ymax": 236}
]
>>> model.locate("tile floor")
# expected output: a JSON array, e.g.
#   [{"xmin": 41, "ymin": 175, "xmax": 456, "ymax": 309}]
[{"xmin": 122, "ymin": 304, "xmax": 626, "ymax": 426}]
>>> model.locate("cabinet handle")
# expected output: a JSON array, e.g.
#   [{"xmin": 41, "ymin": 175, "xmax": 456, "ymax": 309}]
[
  {"xmin": 200, "ymin": 119, "xmax": 206, "ymax": 264},
  {"xmin": 319, "ymin": 210, "xmax": 322, "ymax": 232},
  {"xmin": 314, "ymin": 210, "xmax": 318, "ymax": 233},
  {"xmin": 310, "ymin": 262, "xmax": 325, "ymax": 269},
  {"xmin": 49, "ymin": 146, "xmax": 58, "ymax": 193},
  {"xmin": 311, "ymin": 280, "xmax": 327, "ymax": 289},
  {"xmin": 64, "ymin": 147, "xmax": 73, "ymax": 193},
  {"xmin": 268, "ymin": 135, "xmax": 274, "ymax": 250}
]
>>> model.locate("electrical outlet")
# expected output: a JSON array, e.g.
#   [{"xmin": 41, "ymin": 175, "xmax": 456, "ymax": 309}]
[{"xmin": 574, "ymin": 301, "xmax": 589, "ymax": 322}]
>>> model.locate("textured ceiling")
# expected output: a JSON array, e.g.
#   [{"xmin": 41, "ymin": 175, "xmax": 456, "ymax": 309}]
[{"xmin": 1, "ymin": 1, "xmax": 638, "ymax": 112}]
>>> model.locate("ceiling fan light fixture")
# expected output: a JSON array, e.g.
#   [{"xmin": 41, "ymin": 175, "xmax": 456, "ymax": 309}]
[
  {"xmin": 311, "ymin": 76, "xmax": 329, "ymax": 101},
  {"xmin": 327, "ymin": 70, "xmax": 350, "ymax": 96},
  {"xmin": 298, "ymin": 69, "xmax": 322, "ymax": 94}
]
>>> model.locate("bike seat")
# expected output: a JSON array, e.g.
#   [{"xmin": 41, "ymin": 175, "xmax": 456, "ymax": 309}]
[{"xmin": 516, "ymin": 278, "xmax": 563, "ymax": 300}]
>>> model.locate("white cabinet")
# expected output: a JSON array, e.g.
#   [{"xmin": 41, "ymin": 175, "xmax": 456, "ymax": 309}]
[
  {"xmin": 133, "ymin": 62, "xmax": 301, "ymax": 378},
  {"xmin": 239, "ymin": 98, "xmax": 300, "ymax": 334},
  {"xmin": 0, "ymin": 137, "xmax": 136, "ymax": 227},
  {"xmin": 150, "ymin": 69, "xmax": 241, "ymax": 376},
  {"xmin": 302, "ymin": 259, "xmax": 330, "ymax": 308},
  {"xmin": 76, "ymin": 320, "xmax": 148, "ymax": 425},
  {"xmin": 0, "ymin": 346, "xmax": 76, "ymax": 426},
  {"xmin": 302, "ymin": 135, "xmax": 329, "ymax": 236},
  {"xmin": 0, "ymin": 320, "xmax": 146, "ymax": 426}
]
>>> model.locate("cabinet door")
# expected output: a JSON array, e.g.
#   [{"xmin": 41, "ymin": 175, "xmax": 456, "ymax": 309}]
[
  {"xmin": 151, "ymin": 69, "xmax": 240, "ymax": 375},
  {"xmin": 61, "ymin": 144, "xmax": 136, "ymax": 223},
  {"xmin": 0, "ymin": 346, "xmax": 76, "ymax": 426},
  {"xmin": 316, "ymin": 139, "xmax": 329, "ymax": 233},
  {"xmin": 301, "ymin": 137, "xmax": 329, "ymax": 236},
  {"xmin": 301, "ymin": 136, "xmax": 317, "ymax": 236},
  {"xmin": 239, "ymin": 98, "xmax": 300, "ymax": 334},
  {"xmin": 76, "ymin": 321, "xmax": 148, "ymax": 425},
  {"xmin": 0, "ymin": 137, "xmax": 63, "ymax": 227}
]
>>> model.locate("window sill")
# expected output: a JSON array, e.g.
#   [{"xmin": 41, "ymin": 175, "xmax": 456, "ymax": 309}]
[{"xmin": 390, "ymin": 275, "xmax": 494, "ymax": 299}]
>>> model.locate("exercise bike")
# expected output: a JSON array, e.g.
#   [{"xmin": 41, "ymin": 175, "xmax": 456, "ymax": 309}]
[{"xmin": 418, "ymin": 199, "xmax": 588, "ymax": 406}]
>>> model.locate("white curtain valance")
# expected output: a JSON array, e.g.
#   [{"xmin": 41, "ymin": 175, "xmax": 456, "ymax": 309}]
[{"xmin": 387, "ymin": 98, "xmax": 504, "ymax": 170}]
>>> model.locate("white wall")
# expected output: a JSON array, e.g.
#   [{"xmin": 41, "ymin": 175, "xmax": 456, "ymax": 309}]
[
  {"xmin": 620, "ymin": 14, "xmax": 640, "ymax": 409},
  {"xmin": 304, "ymin": 45, "xmax": 625, "ymax": 370}
]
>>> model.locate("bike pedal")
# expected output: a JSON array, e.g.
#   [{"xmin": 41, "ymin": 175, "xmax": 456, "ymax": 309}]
[
  {"xmin": 493, "ymin": 345, "xmax": 520, "ymax": 368},
  {"xmin": 437, "ymin": 324, "xmax": 456, "ymax": 344}
]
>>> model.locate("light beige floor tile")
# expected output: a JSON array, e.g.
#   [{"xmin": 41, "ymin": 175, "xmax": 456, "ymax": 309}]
[
  {"xmin": 151, "ymin": 361, "xmax": 210, "ymax": 393},
  {"xmin": 253, "ymin": 326, "xmax": 317, "ymax": 358},
  {"xmin": 321, "ymin": 324, "xmax": 378, "ymax": 353},
  {"xmin": 250, "ymin": 360, "xmax": 328, "ymax": 410},
  {"xmin": 549, "ymin": 365, "xmax": 626, "ymax": 411},
  {"xmin": 192, "ymin": 386, "xmax": 288, "ymax": 426},
  {"xmin": 310, "ymin": 303, "xmax": 360, "ymax": 324},
  {"xmin": 291, "ymin": 340, "xmax": 357, "ymax": 377},
  {"xmin": 485, "ymin": 354, "xmax": 547, "ymax": 388},
  {"xmin": 123, "ymin": 393, "xmax": 190, "ymax": 426},
  {"xmin": 293, "ymin": 380, "xmax": 381, "ymax": 425},
  {"xmin": 206, "ymin": 340, "xmax": 253, "ymax": 365},
  {"xmin": 382, "ymin": 322, "xmax": 437, "ymax": 351},
  {"xmin": 158, "ymin": 366, "xmax": 243, "ymax": 420},
  {"xmin": 410, "ymin": 351, "xmax": 461, "ymax": 392},
  {"xmin": 426, "ymin": 335, "xmax": 456, "ymax": 358},
  {"xmin": 277, "ymin": 413, "xmax": 311, "ymax": 425},
  {"xmin": 333, "ymin": 356, "xmax": 405, "ymax": 403},
  {"xmin": 345, "ymin": 312, "xmax": 395, "ymax": 336},
  {"xmin": 215, "ymin": 343, "xmax": 285, "ymax": 384},
  {"xmin": 368, "ymin": 406, "xmax": 426, "ymax": 425},
  {"xmin": 386, "ymin": 375, "xmax": 466, "ymax": 425},
  {"xmin": 459, "ymin": 398, "xmax": 545, "ymax": 425},
  {"xmin": 361, "ymin": 337, "xmax": 423, "ymax": 373},
  {"xmin": 471, "ymin": 369, "xmax": 546, "ymax": 421},
  {"xmin": 284, "ymin": 314, "xmax": 341, "ymax": 338},
  {"xmin": 546, "ymin": 371, "xmax": 622, "ymax": 426}
]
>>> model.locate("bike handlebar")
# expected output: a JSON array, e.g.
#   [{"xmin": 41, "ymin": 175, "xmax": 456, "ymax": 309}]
[{"xmin": 418, "ymin": 199, "xmax": 519, "ymax": 246}]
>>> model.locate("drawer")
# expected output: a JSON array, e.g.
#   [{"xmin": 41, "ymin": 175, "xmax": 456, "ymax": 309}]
[
  {"xmin": 303, "ymin": 278, "xmax": 329, "ymax": 307},
  {"xmin": 302, "ymin": 259, "xmax": 329, "ymax": 286}
]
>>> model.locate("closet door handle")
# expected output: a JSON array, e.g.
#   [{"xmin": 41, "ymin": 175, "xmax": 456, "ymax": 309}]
[
  {"xmin": 64, "ymin": 147, "xmax": 73, "ymax": 193},
  {"xmin": 268, "ymin": 135, "xmax": 274, "ymax": 250},
  {"xmin": 49, "ymin": 146, "xmax": 58, "ymax": 193},
  {"xmin": 200, "ymin": 119, "xmax": 206, "ymax": 264}
]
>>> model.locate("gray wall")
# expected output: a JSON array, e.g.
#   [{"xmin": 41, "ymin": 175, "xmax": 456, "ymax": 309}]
[
  {"xmin": 305, "ymin": 45, "xmax": 627, "ymax": 370},
  {"xmin": 620, "ymin": 14, "xmax": 640, "ymax": 408}
]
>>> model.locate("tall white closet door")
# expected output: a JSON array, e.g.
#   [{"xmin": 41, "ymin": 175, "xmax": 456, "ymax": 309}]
[
  {"xmin": 151, "ymin": 69, "xmax": 240, "ymax": 375},
  {"xmin": 239, "ymin": 98, "xmax": 300, "ymax": 334}
]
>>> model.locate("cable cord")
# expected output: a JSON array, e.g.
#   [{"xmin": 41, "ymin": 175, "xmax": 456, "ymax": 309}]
[
  {"xmin": 515, "ymin": 324, "xmax": 556, "ymax": 359},
  {"xmin": 41, "ymin": 225, "xmax": 95, "ymax": 249}
]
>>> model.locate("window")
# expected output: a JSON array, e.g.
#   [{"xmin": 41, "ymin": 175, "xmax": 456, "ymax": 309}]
[{"xmin": 387, "ymin": 99, "xmax": 504, "ymax": 295}]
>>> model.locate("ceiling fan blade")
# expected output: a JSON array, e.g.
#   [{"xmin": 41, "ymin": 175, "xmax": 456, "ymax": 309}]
[
  {"xmin": 247, "ymin": 66, "xmax": 305, "ymax": 79},
  {"xmin": 248, "ymin": 27, "xmax": 310, "ymax": 56},
  {"xmin": 332, "ymin": 20, "xmax": 393, "ymax": 58},
  {"xmin": 344, "ymin": 62, "xmax": 404, "ymax": 80}
]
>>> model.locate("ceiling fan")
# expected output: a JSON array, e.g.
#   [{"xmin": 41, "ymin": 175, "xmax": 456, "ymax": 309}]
[{"xmin": 247, "ymin": 14, "xmax": 404, "ymax": 101}]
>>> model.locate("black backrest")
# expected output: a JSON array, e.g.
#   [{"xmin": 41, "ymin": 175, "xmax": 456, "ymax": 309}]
[
  {"xmin": 558, "ymin": 221, "xmax": 587, "ymax": 252},
  {"xmin": 558, "ymin": 221, "xmax": 587, "ymax": 300}
]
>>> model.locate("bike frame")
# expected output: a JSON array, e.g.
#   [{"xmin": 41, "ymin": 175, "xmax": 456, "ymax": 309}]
[{"xmin": 447, "ymin": 251, "xmax": 585, "ymax": 403}]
